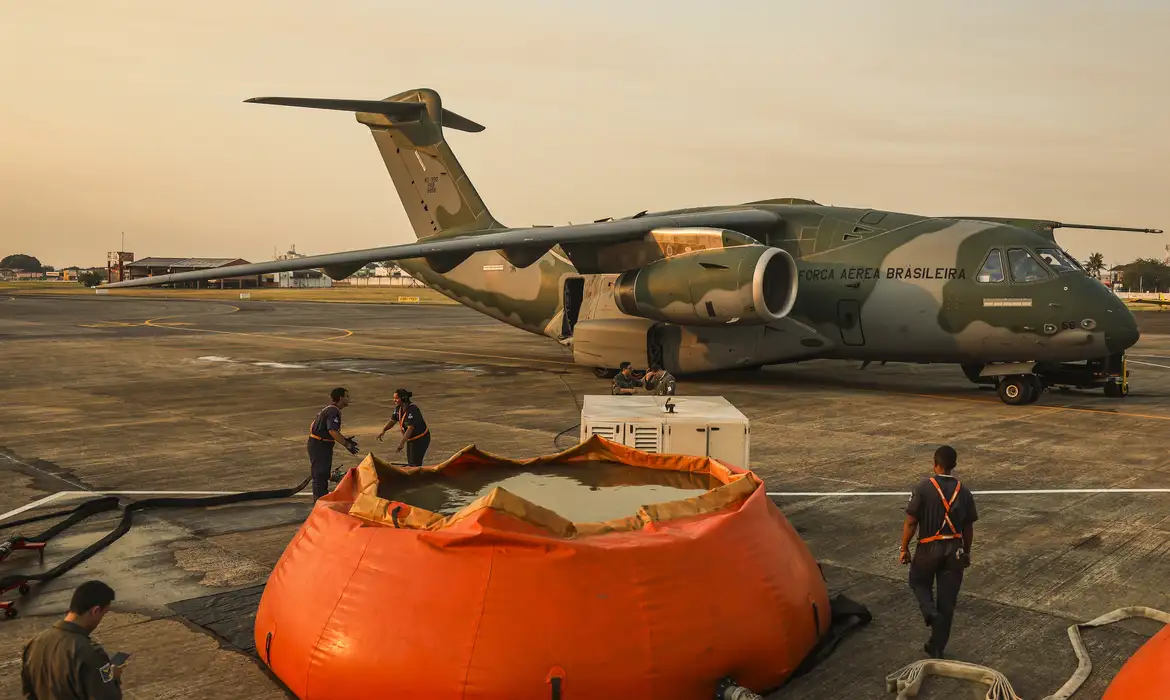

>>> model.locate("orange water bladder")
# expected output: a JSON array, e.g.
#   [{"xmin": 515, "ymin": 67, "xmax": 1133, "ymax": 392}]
[
  {"xmin": 1104, "ymin": 622, "xmax": 1170, "ymax": 699},
  {"xmin": 254, "ymin": 435, "xmax": 830, "ymax": 699}
]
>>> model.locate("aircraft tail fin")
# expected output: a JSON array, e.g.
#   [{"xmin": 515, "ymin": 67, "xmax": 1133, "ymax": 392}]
[{"xmin": 246, "ymin": 89, "xmax": 502, "ymax": 239}]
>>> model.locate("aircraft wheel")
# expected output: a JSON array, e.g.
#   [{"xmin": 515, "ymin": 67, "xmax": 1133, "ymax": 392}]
[
  {"xmin": 593, "ymin": 367, "xmax": 618, "ymax": 379},
  {"xmin": 1025, "ymin": 375, "xmax": 1044, "ymax": 403},
  {"xmin": 1104, "ymin": 379, "xmax": 1127, "ymax": 398},
  {"xmin": 997, "ymin": 375, "xmax": 1033, "ymax": 405},
  {"xmin": 3, "ymin": 607, "xmax": 16, "ymax": 619},
  {"xmin": 18, "ymin": 584, "xmax": 30, "ymax": 595}
]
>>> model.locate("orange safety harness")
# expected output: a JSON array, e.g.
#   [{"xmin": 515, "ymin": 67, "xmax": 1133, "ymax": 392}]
[
  {"xmin": 395, "ymin": 404, "xmax": 429, "ymax": 442},
  {"xmin": 918, "ymin": 477, "xmax": 964, "ymax": 544},
  {"xmin": 308, "ymin": 405, "xmax": 337, "ymax": 443}
]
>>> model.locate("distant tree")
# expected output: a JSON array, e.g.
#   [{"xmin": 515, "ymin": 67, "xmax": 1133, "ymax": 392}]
[
  {"xmin": 1085, "ymin": 252, "xmax": 1106, "ymax": 279},
  {"xmin": 1118, "ymin": 258, "xmax": 1170, "ymax": 293},
  {"xmin": 1, "ymin": 254, "xmax": 44, "ymax": 271},
  {"xmin": 78, "ymin": 270, "xmax": 104, "ymax": 287}
]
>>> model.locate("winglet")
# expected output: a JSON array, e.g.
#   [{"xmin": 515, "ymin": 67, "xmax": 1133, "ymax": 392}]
[{"xmin": 243, "ymin": 96, "xmax": 485, "ymax": 132}]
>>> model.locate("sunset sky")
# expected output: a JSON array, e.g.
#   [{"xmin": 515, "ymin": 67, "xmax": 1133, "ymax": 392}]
[{"xmin": 2, "ymin": 1, "xmax": 1167, "ymax": 270}]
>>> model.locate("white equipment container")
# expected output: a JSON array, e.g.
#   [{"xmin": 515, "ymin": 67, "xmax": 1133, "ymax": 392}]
[{"xmin": 579, "ymin": 395, "xmax": 750, "ymax": 469}]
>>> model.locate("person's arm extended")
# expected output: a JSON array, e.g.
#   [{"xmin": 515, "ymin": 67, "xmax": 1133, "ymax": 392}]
[
  {"xmin": 900, "ymin": 514, "xmax": 918, "ymax": 563},
  {"xmin": 328, "ymin": 429, "xmax": 353, "ymax": 449},
  {"xmin": 397, "ymin": 425, "xmax": 414, "ymax": 451},
  {"xmin": 963, "ymin": 522, "xmax": 974, "ymax": 554}
]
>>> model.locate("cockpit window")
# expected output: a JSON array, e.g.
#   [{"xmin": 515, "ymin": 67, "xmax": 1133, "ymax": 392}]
[
  {"xmin": 976, "ymin": 250, "xmax": 1005, "ymax": 283},
  {"xmin": 1007, "ymin": 248, "xmax": 1051, "ymax": 283},
  {"xmin": 1036, "ymin": 248, "xmax": 1082, "ymax": 274}
]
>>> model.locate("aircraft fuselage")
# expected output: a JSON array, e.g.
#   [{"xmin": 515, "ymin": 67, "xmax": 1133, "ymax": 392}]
[{"xmin": 398, "ymin": 202, "xmax": 1140, "ymax": 373}]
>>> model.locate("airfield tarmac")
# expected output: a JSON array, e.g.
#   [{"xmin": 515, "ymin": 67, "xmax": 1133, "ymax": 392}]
[{"xmin": 1, "ymin": 293, "xmax": 1169, "ymax": 699}]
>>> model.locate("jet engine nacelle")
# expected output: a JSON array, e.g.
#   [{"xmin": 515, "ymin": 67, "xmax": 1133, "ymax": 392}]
[{"xmin": 613, "ymin": 244, "xmax": 798, "ymax": 326}]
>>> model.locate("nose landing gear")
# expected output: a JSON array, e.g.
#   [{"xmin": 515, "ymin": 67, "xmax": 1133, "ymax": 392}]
[{"xmin": 964, "ymin": 353, "xmax": 1130, "ymax": 405}]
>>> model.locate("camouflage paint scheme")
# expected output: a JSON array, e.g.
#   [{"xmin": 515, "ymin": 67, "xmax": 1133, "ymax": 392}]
[
  {"xmin": 359, "ymin": 89, "xmax": 1142, "ymax": 373},
  {"xmin": 101, "ymin": 87, "xmax": 1151, "ymax": 381}
]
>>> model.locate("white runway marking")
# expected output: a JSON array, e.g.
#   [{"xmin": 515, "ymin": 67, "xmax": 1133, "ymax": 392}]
[
  {"xmin": 766, "ymin": 488, "xmax": 1170, "ymax": 498},
  {"xmin": 0, "ymin": 489, "xmax": 313, "ymax": 523},
  {"xmin": 1128, "ymin": 359, "xmax": 1170, "ymax": 370},
  {"xmin": 5, "ymin": 488, "xmax": 1168, "ymax": 524}
]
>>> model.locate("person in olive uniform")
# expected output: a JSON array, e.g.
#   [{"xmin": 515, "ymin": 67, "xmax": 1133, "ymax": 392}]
[
  {"xmin": 611, "ymin": 362, "xmax": 641, "ymax": 395},
  {"xmin": 22, "ymin": 580, "xmax": 125, "ymax": 700},
  {"xmin": 378, "ymin": 388, "xmax": 430, "ymax": 466},
  {"xmin": 642, "ymin": 362, "xmax": 677, "ymax": 396},
  {"xmin": 307, "ymin": 387, "xmax": 358, "ymax": 501},
  {"xmin": 899, "ymin": 445, "xmax": 978, "ymax": 659}
]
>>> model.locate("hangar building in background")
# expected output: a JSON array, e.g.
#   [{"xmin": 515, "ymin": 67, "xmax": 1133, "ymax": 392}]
[{"xmin": 125, "ymin": 257, "xmax": 262, "ymax": 289}]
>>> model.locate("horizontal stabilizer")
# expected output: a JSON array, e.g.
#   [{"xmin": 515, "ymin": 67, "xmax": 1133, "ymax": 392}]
[{"xmin": 244, "ymin": 96, "xmax": 485, "ymax": 132}]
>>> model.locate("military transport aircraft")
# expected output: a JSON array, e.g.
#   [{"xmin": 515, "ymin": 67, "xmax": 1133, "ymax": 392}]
[{"xmin": 102, "ymin": 88, "xmax": 1163, "ymax": 406}]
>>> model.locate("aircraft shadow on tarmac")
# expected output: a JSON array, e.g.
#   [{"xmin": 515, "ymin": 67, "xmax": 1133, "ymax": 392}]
[{"xmin": 674, "ymin": 361, "xmax": 1163, "ymax": 407}]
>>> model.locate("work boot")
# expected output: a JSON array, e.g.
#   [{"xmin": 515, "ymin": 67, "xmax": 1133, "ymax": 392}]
[{"xmin": 923, "ymin": 642, "xmax": 944, "ymax": 659}]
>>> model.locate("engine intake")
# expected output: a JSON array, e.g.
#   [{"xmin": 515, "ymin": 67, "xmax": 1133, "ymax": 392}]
[{"xmin": 614, "ymin": 245, "xmax": 798, "ymax": 326}]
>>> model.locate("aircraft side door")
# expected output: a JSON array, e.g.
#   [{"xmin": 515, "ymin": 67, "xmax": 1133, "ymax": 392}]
[{"xmin": 837, "ymin": 299, "xmax": 865, "ymax": 346}]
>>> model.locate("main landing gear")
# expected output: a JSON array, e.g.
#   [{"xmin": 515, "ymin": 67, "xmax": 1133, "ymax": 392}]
[{"xmin": 962, "ymin": 353, "xmax": 1130, "ymax": 405}]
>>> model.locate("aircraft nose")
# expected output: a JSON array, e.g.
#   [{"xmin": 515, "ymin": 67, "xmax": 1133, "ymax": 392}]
[{"xmin": 1105, "ymin": 307, "xmax": 1140, "ymax": 354}]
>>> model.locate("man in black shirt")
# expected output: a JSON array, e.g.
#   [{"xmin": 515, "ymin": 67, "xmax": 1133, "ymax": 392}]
[
  {"xmin": 900, "ymin": 445, "xmax": 978, "ymax": 659},
  {"xmin": 307, "ymin": 387, "xmax": 357, "ymax": 501}
]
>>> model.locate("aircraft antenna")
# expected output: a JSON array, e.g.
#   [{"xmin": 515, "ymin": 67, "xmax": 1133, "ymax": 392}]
[{"xmin": 1052, "ymin": 223, "xmax": 1162, "ymax": 234}]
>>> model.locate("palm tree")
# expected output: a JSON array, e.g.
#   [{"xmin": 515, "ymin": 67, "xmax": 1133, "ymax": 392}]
[{"xmin": 1085, "ymin": 252, "xmax": 1106, "ymax": 279}]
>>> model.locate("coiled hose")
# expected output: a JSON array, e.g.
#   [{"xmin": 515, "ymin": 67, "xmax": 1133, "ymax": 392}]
[
  {"xmin": 884, "ymin": 605, "xmax": 1170, "ymax": 699},
  {"xmin": 885, "ymin": 659, "xmax": 1021, "ymax": 699}
]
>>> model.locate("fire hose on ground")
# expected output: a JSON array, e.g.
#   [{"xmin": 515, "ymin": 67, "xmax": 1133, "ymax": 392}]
[
  {"xmin": 0, "ymin": 476, "xmax": 312, "ymax": 618},
  {"xmin": 885, "ymin": 606, "xmax": 1170, "ymax": 700}
]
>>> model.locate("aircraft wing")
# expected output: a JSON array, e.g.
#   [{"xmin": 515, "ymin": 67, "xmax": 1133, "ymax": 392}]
[{"xmin": 100, "ymin": 208, "xmax": 780, "ymax": 289}]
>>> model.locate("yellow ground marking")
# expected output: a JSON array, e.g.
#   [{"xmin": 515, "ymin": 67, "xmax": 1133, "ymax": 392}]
[
  {"xmin": 899, "ymin": 390, "xmax": 1170, "ymax": 422},
  {"xmin": 138, "ymin": 305, "xmax": 353, "ymax": 341}
]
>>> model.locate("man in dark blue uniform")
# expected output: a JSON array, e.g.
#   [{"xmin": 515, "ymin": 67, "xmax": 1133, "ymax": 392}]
[
  {"xmin": 900, "ymin": 445, "xmax": 978, "ymax": 659},
  {"xmin": 378, "ymin": 388, "xmax": 430, "ymax": 466},
  {"xmin": 307, "ymin": 387, "xmax": 357, "ymax": 501}
]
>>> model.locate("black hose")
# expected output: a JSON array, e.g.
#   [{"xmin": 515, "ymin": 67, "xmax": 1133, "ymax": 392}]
[
  {"xmin": 0, "ymin": 476, "xmax": 311, "ymax": 592},
  {"xmin": 553, "ymin": 423, "xmax": 581, "ymax": 451},
  {"xmin": 1, "ymin": 497, "xmax": 121, "ymax": 541},
  {"xmin": 551, "ymin": 369, "xmax": 583, "ymax": 452},
  {"xmin": 0, "ymin": 499, "xmax": 119, "ymax": 532}
]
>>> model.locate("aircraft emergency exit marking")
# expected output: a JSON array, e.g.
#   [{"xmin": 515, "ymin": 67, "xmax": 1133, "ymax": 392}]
[{"xmin": 798, "ymin": 267, "xmax": 966, "ymax": 281}]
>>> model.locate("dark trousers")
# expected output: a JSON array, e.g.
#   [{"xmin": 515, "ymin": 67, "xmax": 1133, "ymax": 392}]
[
  {"xmin": 405, "ymin": 433, "xmax": 431, "ymax": 467},
  {"xmin": 307, "ymin": 438, "xmax": 334, "ymax": 501},
  {"xmin": 909, "ymin": 540, "xmax": 965, "ymax": 655}
]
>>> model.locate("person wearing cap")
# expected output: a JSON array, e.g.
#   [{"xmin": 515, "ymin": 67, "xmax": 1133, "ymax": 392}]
[{"xmin": 900, "ymin": 445, "xmax": 978, "ymax": 659}]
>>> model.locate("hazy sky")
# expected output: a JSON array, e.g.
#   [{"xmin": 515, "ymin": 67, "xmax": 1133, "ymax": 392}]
[{"xmin": 2, "ymin": 1, "xmax": 1168, "ymax": 269}]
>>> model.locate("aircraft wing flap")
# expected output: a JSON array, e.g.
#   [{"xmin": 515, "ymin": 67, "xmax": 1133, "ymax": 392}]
[{"xmin": 100, "ymin": 208, "xmax": 781, "ymax": 289}]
